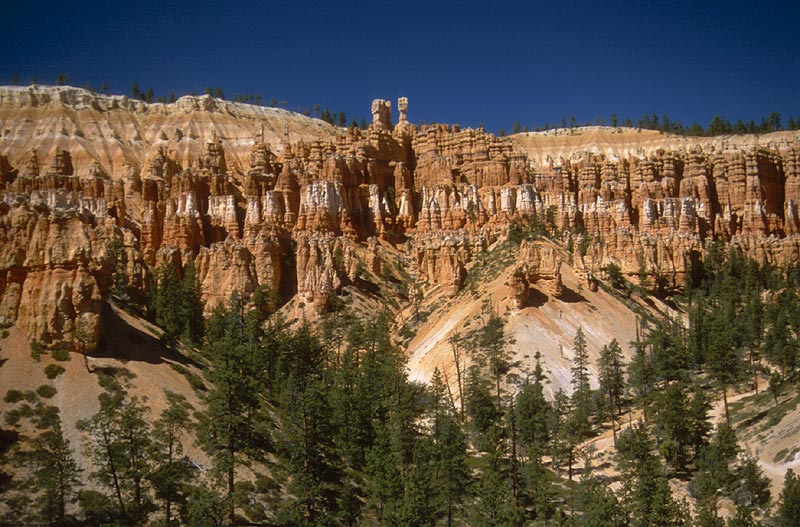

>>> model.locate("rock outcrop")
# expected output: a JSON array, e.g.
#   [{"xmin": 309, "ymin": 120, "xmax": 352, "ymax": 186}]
[
  {"xmin": 509, "ymin": 241, "xmax": 563, "ymax": 307},
  {"xmin": 2, "ymin": 85, "xmax": 800, "ymax": 346}
]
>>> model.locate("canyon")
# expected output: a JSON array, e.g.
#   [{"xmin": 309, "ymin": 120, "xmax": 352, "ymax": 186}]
[{"xmin": 1, "ymin": 85, "xmax": 800, "ymax": 368}]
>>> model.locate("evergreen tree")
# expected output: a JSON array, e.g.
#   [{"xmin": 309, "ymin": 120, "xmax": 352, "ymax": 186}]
[
  {"xmin": 653, "ymin": 382, "xmax": 692, "ymax": 472},
  {"xmin": 570, "ymin": 327, "xmax": 592, "ymax": 436},
  {"xmin": 687, "ymin": 382, "xmax": 713, "ymax": 455},
  {"xmin": 32, "ymin": 416, "xmax": 81, "ymax": 527},
  {"xmin": 598, "ymin": 338, "xmax": 625, "ymax": 444},
  {"xmin": 148, "ymin": 391, "xmax": 195, "ymax": 527},
  {"xmin": 573, "ymin": 475, "xmax": 628, "ymax": 527},
  {"xmin": 628, "ymin": 323, "xmax": 656, "ymax": 421},
  {"xmin": 432, "ymin": 411, "xmax": 469, "ymax": 527},
  {"xmin": 467, "ymin": 432, "xmax": 518, "ymax": 527},
  {"xmin": 197, "ymin": 295, "xmax": 264, "ymax": 527},
  {"xmin": 617, "ymin": 423, "xmax": 688, "ymax": 527},
  {"xmin": 106, "ymin": 235, "xmax": 129, "ymax": 303},
  {"xmin": 472, "ymin": 305, "xmax": 515, "ymax": 405},
  {"xmin": 689, "ymin": 423, "xmax": 740, "ymax": 501},
  {"xmin": 79, "ymin": 393, "xmax": 154, "ymax": 524},
  {"xmin": 647, "ymin": 315, "xmax": 691, "ymax": 384},
  {"xmin": 399, "ymin": 438, "xmax": 438, "ymax": 527},
  {"xmin": 366, "ymin": 426, "xmax": 404, "ymax": 524},
  {"xmin": 696, "ymin": 499, "xmax": 726, "ymax": 527},
  {"xmin": 514, "ymin": 369, "xmax": 551, "ymax": 457},
  {"xmin": 776, "ymin": 469, "xmax": 800, "ymax": 527},
  {"xmin": 429, "ymin": 371, "xmax": 469, "ymax": 527},
  {"xmin": 150, "ymin": 262, "xmax": 205, "ymax": 347}
]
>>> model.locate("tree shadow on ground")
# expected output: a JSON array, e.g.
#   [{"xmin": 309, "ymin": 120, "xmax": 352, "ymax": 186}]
[{"xmin": 90, "ymin": 301, "xmax": 200, "ymax": 368}]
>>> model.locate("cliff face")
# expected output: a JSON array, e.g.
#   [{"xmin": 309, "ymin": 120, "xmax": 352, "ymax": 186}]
[{"xmin": 1, "ymin": 85, "xmax": 799, "ymax": 347}]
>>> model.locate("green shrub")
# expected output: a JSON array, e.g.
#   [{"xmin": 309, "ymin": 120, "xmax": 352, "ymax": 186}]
[
  {"xmin": 44, "ymin": 364, "xmax": 65, "ymax": 379},
  {"xmin": 604, "ymin": 262, "xmax": 626, "ymax": 290},
  {"xmin": 51, "ymin": 348, "xmax": 70, "ymax": 361},
  {"xmin": 4, "ymin": 389, "xmax": 24, "ymax": 404},
  {"xmin": 36, "ymin": 385, "xmax": 57, "ymax": 399},
  {"xmin": 170, "ymin": 363, "xmax": 206, "ymax": 392},
  {"xmin": 30, "ymin": 341, "xmax": 46, "ymax": 361}
]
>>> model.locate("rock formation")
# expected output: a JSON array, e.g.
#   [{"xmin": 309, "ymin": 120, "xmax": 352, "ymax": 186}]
[
  {"xmin": 509, "ymin": 241, "xmax": 563, "ymax": 307},
  {"xmin": 2, "ymin": 85, "xmax": 800, "ymax": 347}
]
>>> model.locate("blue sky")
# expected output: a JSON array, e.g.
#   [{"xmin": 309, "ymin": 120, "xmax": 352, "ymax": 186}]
[{"xmin": 2, "ymin": 0, "xmax": 798, "ymax": 132}]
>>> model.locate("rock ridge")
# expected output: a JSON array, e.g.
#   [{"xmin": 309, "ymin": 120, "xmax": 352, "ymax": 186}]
[{"xmin": 1, "ymin": 85, "xmax": 799, "ymax": 346}]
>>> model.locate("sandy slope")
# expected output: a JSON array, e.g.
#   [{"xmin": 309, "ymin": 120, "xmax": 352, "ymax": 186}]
[
  {"xmin": 405, "ymin": 244, "xmax": 644, "ymax": 399},
  {"xmin": 0, "ymin": 302, "xmax": 209, "ymax": 474}
]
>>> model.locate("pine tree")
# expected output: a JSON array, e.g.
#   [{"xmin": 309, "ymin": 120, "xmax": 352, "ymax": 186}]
[
  {"xmin": 548, "ymin": 389, "xmax": 570, "ymax": 474},
  {"xmin": 148, "ymin": 391, "xmax": 195, "ymax": 527},
  {"xmin": 617, "ymin": 423, "xmax": 688, "ymax": 527},
  {"xmin": 570, "ymin": 327, "xmax": 592, "ymax": 436},
  {"xmin": 476, "ymin": 312, "xmax": 513, "ymax": 408},
  {"xmin": 573, "ymin": 475, "xmax": 628, "ymax": 527},
  {"xmin": 150, "ymin": 262, "xmax": 205, "ymax": 348},
  {"xmin": 628, "ymin": 321, "xmax": 655, "ymax": 421},
  {"xmin": 33, "ymin": 416, "xmax": 81, "ymax": 527},
  {"xmin": 467, "ymin": 431, "xmax": 518, "ymax": 527},
  {"xmin": 776, "ymin": 469, "xmax": 800, "ymax": 527},
  {"xmin": 690, "ymin": 423, "xmax": 740, "ymax": 501},
  {"xmin": 515, "ymin": 371, "xmax": 551, "ymax": 457},
  {"xmin": 79, "ymin": 393, "xmax": 153, "ymax": 524},
  {"xmin": 598, "ymin": 338, "xmax": 625, "ymax": 444},
  {"xmin": 366, "ymin": 426, "xmax": 403, "ymax": 524},
  {"xmin": 432, "ymin": 411, "xmax": 469, "ymax": 527},
  {"xmin": 197, "ymin": 296, "xmax": 263, "ymax": 527},
  {"xmin": 653, "ymin": 382, "xmax": 692, "ymax": 471},
  {"xmin": 399, "ymin": 438, "xmax": 438, "ymax": 527}
]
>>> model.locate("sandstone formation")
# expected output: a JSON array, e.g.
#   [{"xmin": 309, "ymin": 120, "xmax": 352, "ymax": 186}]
[
  {"xmin": 2, "ymin": 85, "xmax": 800, "ymax": 347},
  {"xmin": 509, "ymin": 241, "xmax": 563, "ymax": 308}
]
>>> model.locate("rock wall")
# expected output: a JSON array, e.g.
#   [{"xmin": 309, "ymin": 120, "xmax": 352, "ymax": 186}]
[{"xmin": 2, "ymin": 85, "xmax": 800, "ymax": 346}]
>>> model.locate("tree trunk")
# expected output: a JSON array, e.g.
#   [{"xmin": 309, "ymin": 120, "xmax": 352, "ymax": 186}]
[
  {"xmin": 510, "ymin": 406, "xmax": 519, "ymax": 510},
  {"xmin": 103, "ymin": 428, "xmax": 127, "ymax": 522},
  {"xmin": 228, "ymin": 435, "xmax": 236, "ymax": 527},
  {"xmin": 303, "ymin": 399, "xmax": 313, "ymax": 524},
  {"xmin": 723, "ymin": 385, "xmax": 731, "ymax": 426},
  {"xmin": 451, "ymin": 341, "xmax": 465, "ymax": 420},
  {"xmin": 608, "ymin": 384, "xmax": 617, "ymax": 447},
  {"xmin": 441, "ymin": 370, "xmax": 459, "ymax": 417},
  {"xmin": 166, "ymin": 436, "xmax": 174, "ymax": 527},
  {"xmin": 567, "ymin": 447, "xmax": 574, "ymax": 481}
]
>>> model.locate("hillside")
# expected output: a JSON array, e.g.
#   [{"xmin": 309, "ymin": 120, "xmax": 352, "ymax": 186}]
[{"xmin": 2, "ymin": 85, "xmax": 800, "ymax": 525}]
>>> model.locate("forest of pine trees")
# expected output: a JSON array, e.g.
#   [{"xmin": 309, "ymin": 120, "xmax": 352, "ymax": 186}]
[
  {"xmin": 517, "ymin": 111, "xmax": 800, "ymax": 136},
  {"xmin": 3, "ymin": 243, "xmax": 800, "ymax": 524}
]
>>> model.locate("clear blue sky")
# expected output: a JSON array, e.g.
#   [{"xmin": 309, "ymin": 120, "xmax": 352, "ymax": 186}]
[{"xmin": 2, "ymin": 0, "xmax": 798, "ymax": 132}]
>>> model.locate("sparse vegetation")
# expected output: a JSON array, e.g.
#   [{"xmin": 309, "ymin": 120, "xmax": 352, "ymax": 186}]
[
  {"xmin": 44, "ymin": 364, "xmax": 65, "ymax": 379},
  {"xmin": 35, "ymin": 385, "xmax": 57, "ymax": 399},
  {"xmin": 4, "ymin": 389, "xmax": 25, "ymax": 404},
  {"xmin": 50, "ymin": 348, "xmax": 70, "ymax": 362},
  {"xmin": 30, "ymin": 341, "xmax": 46, "ymax": 361}
]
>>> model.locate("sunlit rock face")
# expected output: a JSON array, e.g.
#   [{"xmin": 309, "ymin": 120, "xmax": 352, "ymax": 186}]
[{"xmin": 2, "ymin": 85, "xmax": 800, "ymax": 344}]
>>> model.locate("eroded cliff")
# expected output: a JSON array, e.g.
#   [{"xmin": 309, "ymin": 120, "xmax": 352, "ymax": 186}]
[{"xmin": 2, "ymin": 85, "xmax": 799, "ymax": 347}]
